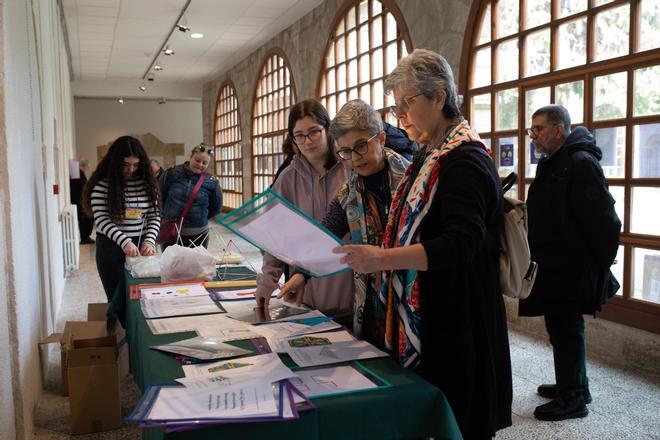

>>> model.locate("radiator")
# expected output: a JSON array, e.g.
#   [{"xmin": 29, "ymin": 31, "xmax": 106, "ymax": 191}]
[{"xmin": 61, "ymin": 204, "xmax": 80, "ymax": 274}]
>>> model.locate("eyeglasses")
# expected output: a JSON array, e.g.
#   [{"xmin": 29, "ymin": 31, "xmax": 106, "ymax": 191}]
[
  {"xmin": 336, "ymin": 133, "xmax": 378, "ymax": 160},
  {"xmin": 526, "ymin": 124, "xmax": 557, "ymax": 137},
  {"xmin": 292, "ymin": 128, "xmax": 324, "ymax": 145},
  {"xmin": 389, "ymin": 92, "xmax": 424, "ymax": 118},
  {"xmin": 193, "ymin": 145, "xmax": 214, "ymax": 155}
]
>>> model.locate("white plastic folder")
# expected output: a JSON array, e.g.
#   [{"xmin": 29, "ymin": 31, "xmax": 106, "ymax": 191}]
[{"xmin": 217, "ymin": 189, "xmax": 350, "ymax": 278}]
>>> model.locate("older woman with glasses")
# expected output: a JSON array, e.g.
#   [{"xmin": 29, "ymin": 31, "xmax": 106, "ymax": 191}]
[
  {"xmin": 334, "ymin": 50, "xmax": 513, "ymax": 439},
  {"xmin": 255, "ymin": 99, "xmax": 355, "ymax": 324},
  {"xmin": 276, "ymin": 99, "xmax": 409, "ymax": 346},
  {"xmin": 159, "ymin": 143, "xmax": 222, "ymax": 250}
]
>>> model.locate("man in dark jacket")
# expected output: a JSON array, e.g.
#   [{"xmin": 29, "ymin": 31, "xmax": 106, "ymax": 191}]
[
  {"xmin": 70, "ymin": 159, "xmax": 94, "ymax": 244},
  {"xmin": 520, "ymin": 105, "xmax": 621, "ymax": 421}
]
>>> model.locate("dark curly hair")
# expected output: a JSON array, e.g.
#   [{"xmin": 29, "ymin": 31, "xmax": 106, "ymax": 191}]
[
  {"xmin": 82, "ymin": 136, "xmax": 160, "ymax": 221},
  {"xmin": 287, "ymin": 99, "xmax": 338, "ymax": 170}
]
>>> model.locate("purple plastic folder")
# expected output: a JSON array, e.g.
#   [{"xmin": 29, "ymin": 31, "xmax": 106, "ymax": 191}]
[{"xmin": 127, "ymin": 380, "xmax": 314, "ymax": 433}]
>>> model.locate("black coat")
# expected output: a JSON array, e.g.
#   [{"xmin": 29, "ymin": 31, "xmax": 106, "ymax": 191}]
[
  {"xmin": 383, "ymin": 122, "xmax": 419, "ymax": 160},
  {"xmin": 519, "ymin": 126, "xmax": 621, "ymax": 317},
  {"xmin": 416, "ymin": 146, "xmax": 512, "ymax": 439}
]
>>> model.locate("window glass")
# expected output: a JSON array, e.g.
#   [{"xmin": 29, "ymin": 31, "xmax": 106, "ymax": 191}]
[
  {"xmin": 559, "ymin": 0, "xmax": 587, "ymax": 18},
  {"xmin": 632, "ymin": 247, "xmax": 660, "ymax": 304},
  {"xmin": 633, "ymin": 65, "xmax": 660, "ymax": 117},
  {"xmin": 471, "ymin": 93, "xmax": 491, "ymax": 133},
  {"xmin": 594, "ymin": 4, "xmax": 630, "ymax": 62},
  {"xmin": 594, "ymin": 126, "xmax": 626, "ymax": 178},
  {"xmin": 525, "ymin": 0, "xmax": 550, "ymax": 29},
  {"xmin": 631, "ymin": 187, "xmax": 660, "ymax": 236},
  {"xmin": 497, "ymin": 0, "xmax": 519, "ymax": 38},
  {"xmin": 472, "ymin": 47, "xmax": 491, "ymax": 88},
  {"xmin": 557, "ymin": 18, "xmax": 587, "ymax": 69},
  {"xmin": 214, "ymin": 83, "xmax": 243, "ymax": 209},
  {"xmin": 496, "ymin": 39, "xmax": 519, "ymax": 83},
  {"xmin": 639, "ymin": 0, "xmax": 660, "ymax": 52},
  {"xmin": 594, "ymin": 72, "xmax": 627, "ymax": 121},
  {"xmin": 496, "ymin": 88, "xmax": 518, "ymax": 131},
  {"xmin": 525, "ymin": 87, "xmax": 551, "ymax": 126},
  {"xmin": 478, "ymin": 4, "xmax": 491, "ymax": 44},
  {"xmin": 555, "ymin": 80, "xmax": 584, "ymax": 124},
  {"xmin": 525, "ymin": 29, "xmax": 550, "ymax": 77},
  {"xmin": 252, "ymin": 53, "xmax": 295, "ymax": 195},
  {"xmin": 633, "ymin": 123, "xmax": 660, "ymax": 178}
]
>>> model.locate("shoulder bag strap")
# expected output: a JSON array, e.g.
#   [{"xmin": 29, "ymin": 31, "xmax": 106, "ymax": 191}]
[{"xmin": 180, "ymin": 173, "xmax": 207, "ymax": 219}]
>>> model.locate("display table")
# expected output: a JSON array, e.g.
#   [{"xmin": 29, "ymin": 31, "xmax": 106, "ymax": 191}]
[{"xmin": 111, "ymin": 270, "xmax": 462, "ymax": 440}]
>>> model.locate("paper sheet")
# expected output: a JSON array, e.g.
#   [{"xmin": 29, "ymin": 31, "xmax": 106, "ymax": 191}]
[
  {"xmin": 209, "ymin": 288, "xmax": 280, "ymax": 301},
  {"xmin": 177, "ymin": 353, "xmax": 297, "ymax": 390},
  {"xmin": 271, "ymin": 330, "xmax": 389, "ymax": 368},
  {"xmin": 289, "ymin": 365, "xmax": 380, "ymax": 398},
  {"xmin": 140, "ymin": 283, "xmax": 210, "ymax": 300},
  {"xmin": 236, "ymin": 202, "xmax": 347, "ymax": 276},
  {"xmin": 147, "ymin": 381, "xmax": 278, "ymax": 420},
  {"xmin": 141, "ymin": 295, "xmax": 223, "ymax": 318}
]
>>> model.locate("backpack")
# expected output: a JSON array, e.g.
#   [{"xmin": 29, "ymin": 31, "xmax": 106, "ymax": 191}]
[{"xmin": 498, "ymin": 172, "xmax": 538, "ymax": 299}]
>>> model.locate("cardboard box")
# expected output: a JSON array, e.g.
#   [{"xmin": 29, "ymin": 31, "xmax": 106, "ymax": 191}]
[
  {"xmin": 67, "ymin": 334, "xmax": 121, "ymax": 434},
  {"xmin": 40, "ymin": 303, "xmax": 123, "ymax": 434},
  {"xmin": 87, "ymin": 303, "xmax": 130, "ymax": 380}
]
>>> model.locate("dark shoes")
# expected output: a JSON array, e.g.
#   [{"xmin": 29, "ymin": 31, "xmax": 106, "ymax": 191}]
[
  {"xmin": 537, "ymin": 384, "xmax": 592, "ymax": 404},
  {"xmin": 80, "ymin": 238, "xmax": 95, "ymax": 244},
  {"xmin": 534, "ymin": 394, "xmax": 589, "ymax": 421}
]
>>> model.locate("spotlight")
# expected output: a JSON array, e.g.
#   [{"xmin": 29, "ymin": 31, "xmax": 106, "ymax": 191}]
[
  {"xmin": 118, "ymin": 98, "xmax": 124, "ymax": 104},
  {"xmin": 190, "ymin": 33, "xmax": 204, "ymax": 39},
  {"xmin": 163, "ymin": 46, "xmax": 175, "ymax": 56},
  {"xmin": 139, "ymin": 86, "xmax": 146, "ymax": 91},
  {"xmin": 158, "ymin": 97, "xmax": 167, "ymax": 105},
  {"xmin": 154, "ymin": 64, "xmax": 163, "ymax": 71},
  {"xmin": 176, "ymin": 24, "xmax": 190, "ymax": 32}
]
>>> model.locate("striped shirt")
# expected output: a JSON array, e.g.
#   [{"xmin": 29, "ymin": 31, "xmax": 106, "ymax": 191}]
[{"xmin": 90, "ymin": 178, "xmax": 160, "ymax": 249}]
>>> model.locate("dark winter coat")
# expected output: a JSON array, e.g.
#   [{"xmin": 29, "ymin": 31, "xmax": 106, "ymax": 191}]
[
  {"xmin": 519, "ymin": 126, "xmax": 621, "ymax": 317},
  {"xmin": 417, "ymin": 146, "xmax": 512, "ymax": 439},
  {"xmin": 383, "ymin": 122, "xmax": 419, "ymax": 160},
  {"xmin": 159, "ymin": 163, "xmax": 222, "ymax": 229}
]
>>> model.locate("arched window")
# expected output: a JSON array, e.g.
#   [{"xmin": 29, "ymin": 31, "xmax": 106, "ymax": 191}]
[
  {"xmin": 317, "ymin": 0, "xmax": 412, "ymax": 121},
  {"xmin": 214, "ymin": 82, "xmax": 242, "ymax": 210},
  {"xmin": 251, "ymin": 50, "xmax": 296, "ymax": 195},
  {"xmin": 463, "ymin": 0, "xmax": 660, "ymax": 333}
]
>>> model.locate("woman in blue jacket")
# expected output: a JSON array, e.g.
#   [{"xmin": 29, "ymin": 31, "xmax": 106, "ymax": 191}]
[{"xmin": 160, "ymin": 144, "xmax": 222, "ymax": 249}]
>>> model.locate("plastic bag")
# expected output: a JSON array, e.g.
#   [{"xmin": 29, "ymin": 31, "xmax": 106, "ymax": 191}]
[
  {"xmin": 160, "ymin": 245, "xmax": 216, "ymax": 282},
  {"xmin": 125, "ymin": 255, "xmax": 161, "ymax": 278}
]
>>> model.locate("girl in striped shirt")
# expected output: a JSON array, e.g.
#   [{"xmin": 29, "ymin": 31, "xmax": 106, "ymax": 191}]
[{"xmin": 83, "ymin": 136, "xmax": 161, "ymax": 301}]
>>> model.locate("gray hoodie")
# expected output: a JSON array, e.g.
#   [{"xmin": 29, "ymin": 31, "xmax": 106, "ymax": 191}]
[{"xmin": 255, "ymin": 154, "xmax": 355, "ymax": 320}]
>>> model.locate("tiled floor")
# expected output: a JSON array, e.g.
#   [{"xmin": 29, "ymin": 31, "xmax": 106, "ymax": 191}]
[{"xmin": 34, "ymin": 224, "xmax": 660, "ymax": 439}]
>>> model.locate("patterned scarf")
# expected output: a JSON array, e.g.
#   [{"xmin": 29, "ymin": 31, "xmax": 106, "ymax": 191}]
[
  {"xmin": 337, "ymin": 148, "xmax": 408, "ymax": 338},
  {"xmin": 380, "ymin": 120, "xmax": 486, "ymax": 369}
]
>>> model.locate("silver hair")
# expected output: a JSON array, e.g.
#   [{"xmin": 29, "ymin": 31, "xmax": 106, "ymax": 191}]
[
  {"xmin": 384, "ymin": 48, "xmax": 461, "ymax": 118},
  {"xmin": 532, "ymin": 104, "xmax": 572, "ymax": 136},
  {"xmin": 329, "ymin": 99, "xmax": 383, "ymax": 140}
]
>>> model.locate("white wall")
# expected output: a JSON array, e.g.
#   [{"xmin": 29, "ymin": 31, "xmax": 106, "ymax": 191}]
[
  {"xmin": 74, "ymin": 98, "xmax": 203, "ymax": 169},
  {"xmin": 0, "ymin": 0, "xmax": 75, "ymax": 437}
]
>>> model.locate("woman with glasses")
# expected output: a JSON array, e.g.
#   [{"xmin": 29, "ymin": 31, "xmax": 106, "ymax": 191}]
[
  {"xmin": 334, "ymin": 50, "xmax": 513, "ymax": 439},
  {"xmin": 82, "ymin": 136, "xmax": 161, "ymax": 301},
  {"xmin": 276, "ymin": 99, "xmax": 409, "ymax": 346},
  {"xmin": 159, "ymin": 143, "xmax": 222, "ymax": 250},
  {"xmin": 255, "ymin": 99, "xmax": 355, "ymax": 324}
]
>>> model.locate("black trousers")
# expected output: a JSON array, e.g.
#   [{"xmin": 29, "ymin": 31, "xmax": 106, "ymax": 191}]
[
  {"xmin": 95, "ymin": 233, "xmax": 143, "ymax": 301},
  {"xmin": 544, "ymin": 311, "xmax": 589, "ymax": 397},
  {"xmin": 76, "ymin": 205, "xmax": 93, "ymax": 239}
]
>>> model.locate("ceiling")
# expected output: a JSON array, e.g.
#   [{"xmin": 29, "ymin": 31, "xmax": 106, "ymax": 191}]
[{"xmin": 62, "ymin": 0, "xmax": 323, "ymax": 98}]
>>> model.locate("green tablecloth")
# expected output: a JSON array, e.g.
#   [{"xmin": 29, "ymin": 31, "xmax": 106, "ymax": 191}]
[{"xmin": 113, "ymin": 270, "xmax": 462, "ymax": 440}]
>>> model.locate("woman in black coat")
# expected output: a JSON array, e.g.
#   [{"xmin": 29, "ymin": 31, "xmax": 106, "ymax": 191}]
[{"xmin": 335, "ymin": 49, "xmax": 512, "ymax": 440}]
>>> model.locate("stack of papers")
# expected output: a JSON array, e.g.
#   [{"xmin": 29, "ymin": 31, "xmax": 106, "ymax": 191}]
[{"xmin": 150, "ymin": 336, "xmax": 253, "ymax": 360}]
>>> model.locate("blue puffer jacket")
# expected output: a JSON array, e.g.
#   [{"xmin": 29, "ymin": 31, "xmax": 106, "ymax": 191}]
[{"xmin": 160, "ymin": 163, "xmax": 222, "ymax": 229}]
